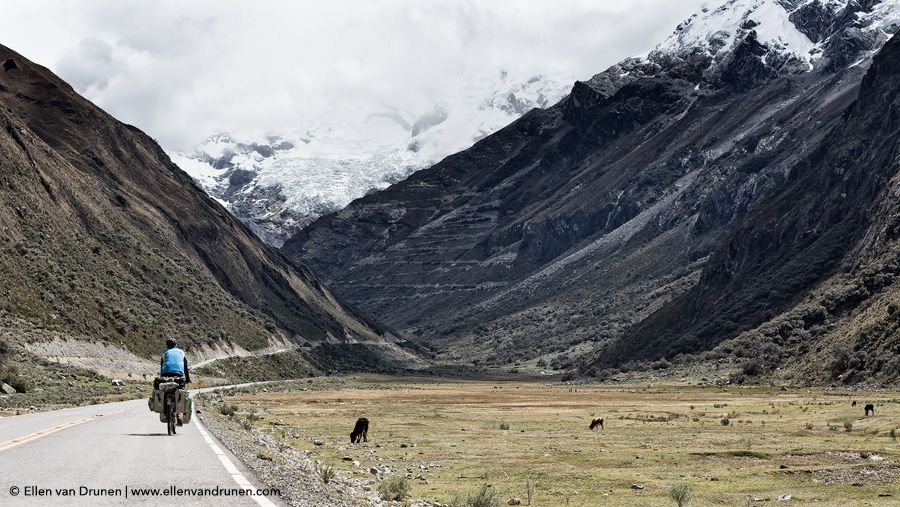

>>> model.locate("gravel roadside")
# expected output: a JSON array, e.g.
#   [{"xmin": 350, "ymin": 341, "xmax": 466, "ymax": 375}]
[{"xmin": 194, "ymin": 392, "xmax": 385, "ymax": 507}]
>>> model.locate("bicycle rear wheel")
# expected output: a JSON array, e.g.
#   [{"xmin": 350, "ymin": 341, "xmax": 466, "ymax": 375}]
[{"xmin": 166, "ymin": 396, "xmax": 176, "ymax": 435}]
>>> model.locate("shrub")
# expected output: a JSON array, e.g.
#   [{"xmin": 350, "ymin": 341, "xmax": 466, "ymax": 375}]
[
  {"xmin": 805, "ymin": 422, "xmax": 813, "ymax": 430},
  {"xmin": 668, "ymin": 483, "xmax": 693, "ymax": 507},
  {"xmin": 844, "ymin": 420, "xmax": 853, "ymax": 432},
  {"xmin": 890, "ymin": 428, "xmax": 897, "ymax": 440},
  {"xmin": 315, "ymin": 462, "xmax": 336, "ymax": 484},
  {"xmin": 830, "ymin": 349, "xmax": 850, "ymax": 378},
  {"xmin": 741, "ymin": 357, "xmax": 765, "ymax": 376},
  {"xmin": 0, "ymin": 357, "xmax": 29, "ymax": 393},
  {"xmin": 720, "ymin": 418, "xmax": 730, "ymax": 426},
  {"xmin": 2, "ymin": 373, "xmax": 29, "ymax": 393},
  {"xmin": 450, "ymin": 484, "xmax": 501, "ymax": 507},
  {"xmin": 219, "ymin": 404, "xmax": 238, "ymax": 417},
  {"xmin": 378, "ymin": 475, "xmax": 410, "ymax": 501},
  {"xmin": 652, "ymin": 358, "xmax": 672, "ymax": 370},
  {"xmin": 499, "ymin": 422, "xmax": 510, "ymax": 431},
  {"xmin": 524, "ymin": 477, "xmax": 535, "ymax": 505}
]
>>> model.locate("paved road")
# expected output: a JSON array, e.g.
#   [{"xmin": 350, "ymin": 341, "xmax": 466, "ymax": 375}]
[{"xmin": 0, "ymin": 385, "xmax": 281, "ymax": 506}]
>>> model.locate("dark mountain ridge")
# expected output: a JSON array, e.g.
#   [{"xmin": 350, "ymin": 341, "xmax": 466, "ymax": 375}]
[
  {"xmin": 602, "ymin": 31, "xmax": 900, "ymax": 382},
  {"xmin": 0, "ymin": 44, "xmax": 418, "ymax": 371},
  {"xmin": 285, "ymin": 0, "xmax": 899, "ymax": 382}
]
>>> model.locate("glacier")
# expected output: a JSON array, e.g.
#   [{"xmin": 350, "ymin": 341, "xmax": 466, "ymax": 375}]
[{"xmin": 171, "ymin": 70, "xmax": 572, "ymax": 245}]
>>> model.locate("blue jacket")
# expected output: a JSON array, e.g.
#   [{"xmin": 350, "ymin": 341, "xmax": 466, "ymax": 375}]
[{"xmin": 160, "ymin": 347, "xmax": 188, "ymax": 377}]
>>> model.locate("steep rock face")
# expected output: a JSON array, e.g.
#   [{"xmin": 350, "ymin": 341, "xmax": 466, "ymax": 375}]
[
  {"xmin": 0, "ymin": 45, "xmax": 416, "ymax": 368},
  {"xmin": 286, "ymin": 0, "xmax": 898, "ymax": 372},
  {"xmin": 600, "ymin": 32, "xmax": 900, "ymax": 382}
]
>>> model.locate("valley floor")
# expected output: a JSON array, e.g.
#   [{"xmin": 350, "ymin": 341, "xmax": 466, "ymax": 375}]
[{"xmin": 199, "ymin": 376, "xmax": 900, "ymax": 506}]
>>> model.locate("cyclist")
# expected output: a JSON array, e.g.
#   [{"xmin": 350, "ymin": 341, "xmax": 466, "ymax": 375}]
[{"xmin": 157, "ymin": 338, "xmax": 190, "ymax": 425}]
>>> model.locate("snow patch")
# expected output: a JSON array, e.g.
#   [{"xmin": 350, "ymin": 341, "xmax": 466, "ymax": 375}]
[
  {"xmin": 859, "ymin": 0, "xmax": 900, "ymax": 33},
  {"xmin": 658, "ymin": 0, "xmax": 814, "ymax": 61}
]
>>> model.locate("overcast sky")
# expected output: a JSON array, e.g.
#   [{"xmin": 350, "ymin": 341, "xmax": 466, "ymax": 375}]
[{"xmin": 3, "ymin": 0, "xmax": 709, "ymax": 150}]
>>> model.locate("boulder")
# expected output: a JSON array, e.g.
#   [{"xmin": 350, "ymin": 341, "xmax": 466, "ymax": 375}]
[{"xmin": 1, "ymin": 383, "xmax": 16, "ymax": 395}]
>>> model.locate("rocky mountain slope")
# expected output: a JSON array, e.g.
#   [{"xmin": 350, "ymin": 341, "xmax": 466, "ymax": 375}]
[
  {"xmin": 172, "ymin": 73, "xmax": 571, "ymax": 245},
  {"xmin": 286, "ymin": 0, "xmax": 900, "ymax": 381},
  {"xmin": 0, "ymin": 44, "xmax": 418, "ymax": 372},
  {"xmin": 602, "ymin": 28, "xmax": 900, "ymax": 384}
]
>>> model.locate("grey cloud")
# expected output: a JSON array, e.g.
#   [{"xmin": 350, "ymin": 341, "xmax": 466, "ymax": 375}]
[
  {"xmin": 57, "ymin": 38, "xmax": 114, "ymax": 92},
  {"xmin": 1, "ymin": 0, "xmax": 709, "ymax": 150}
]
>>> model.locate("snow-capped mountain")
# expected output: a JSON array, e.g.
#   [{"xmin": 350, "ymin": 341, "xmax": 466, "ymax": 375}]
[
  {"xmin": 584, "ymin": 0, "xmax": 900, "ymax": 95},
  {"xmin": 172, "ymin": 71, "xmax": 572, "ymax": 245},
  {"xmin": 659, "ymin": 0, "xmax": 899, "ymax": 62},
  {"xmin": 285, "ymin": 0, "xmax": 900, "ymax": 381}
]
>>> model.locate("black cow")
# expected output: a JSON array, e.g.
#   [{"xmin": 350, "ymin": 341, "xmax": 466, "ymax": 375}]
[
  {"xmin": 350, "ymin": 417, "xmax": 369, "ymax": 443},
  {"xmin": 864, "ymin": 404, "xmax": 875, "ymax": 416},
  {"xmin": 589, "ymin": 418, "xmax": 604, "ymax": 430}
]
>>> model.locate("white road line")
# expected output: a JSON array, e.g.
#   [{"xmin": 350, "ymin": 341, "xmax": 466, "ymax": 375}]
[
  {"xmin": 0, "ymin": 410, "xmax": 125, "ymax": 452},
  {"xmin": 194, "ymin": 415, "xmax": 277, "ymax": 507}
]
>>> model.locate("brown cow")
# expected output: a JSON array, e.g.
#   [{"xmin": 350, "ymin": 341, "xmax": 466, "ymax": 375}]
[
  {"xmin": 589, "ymin": 418, "xmax": 604, "ymax": 430},
  {"xmin": 350, "ymin": 417, "xmax": 369, "ymax": 443}
]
